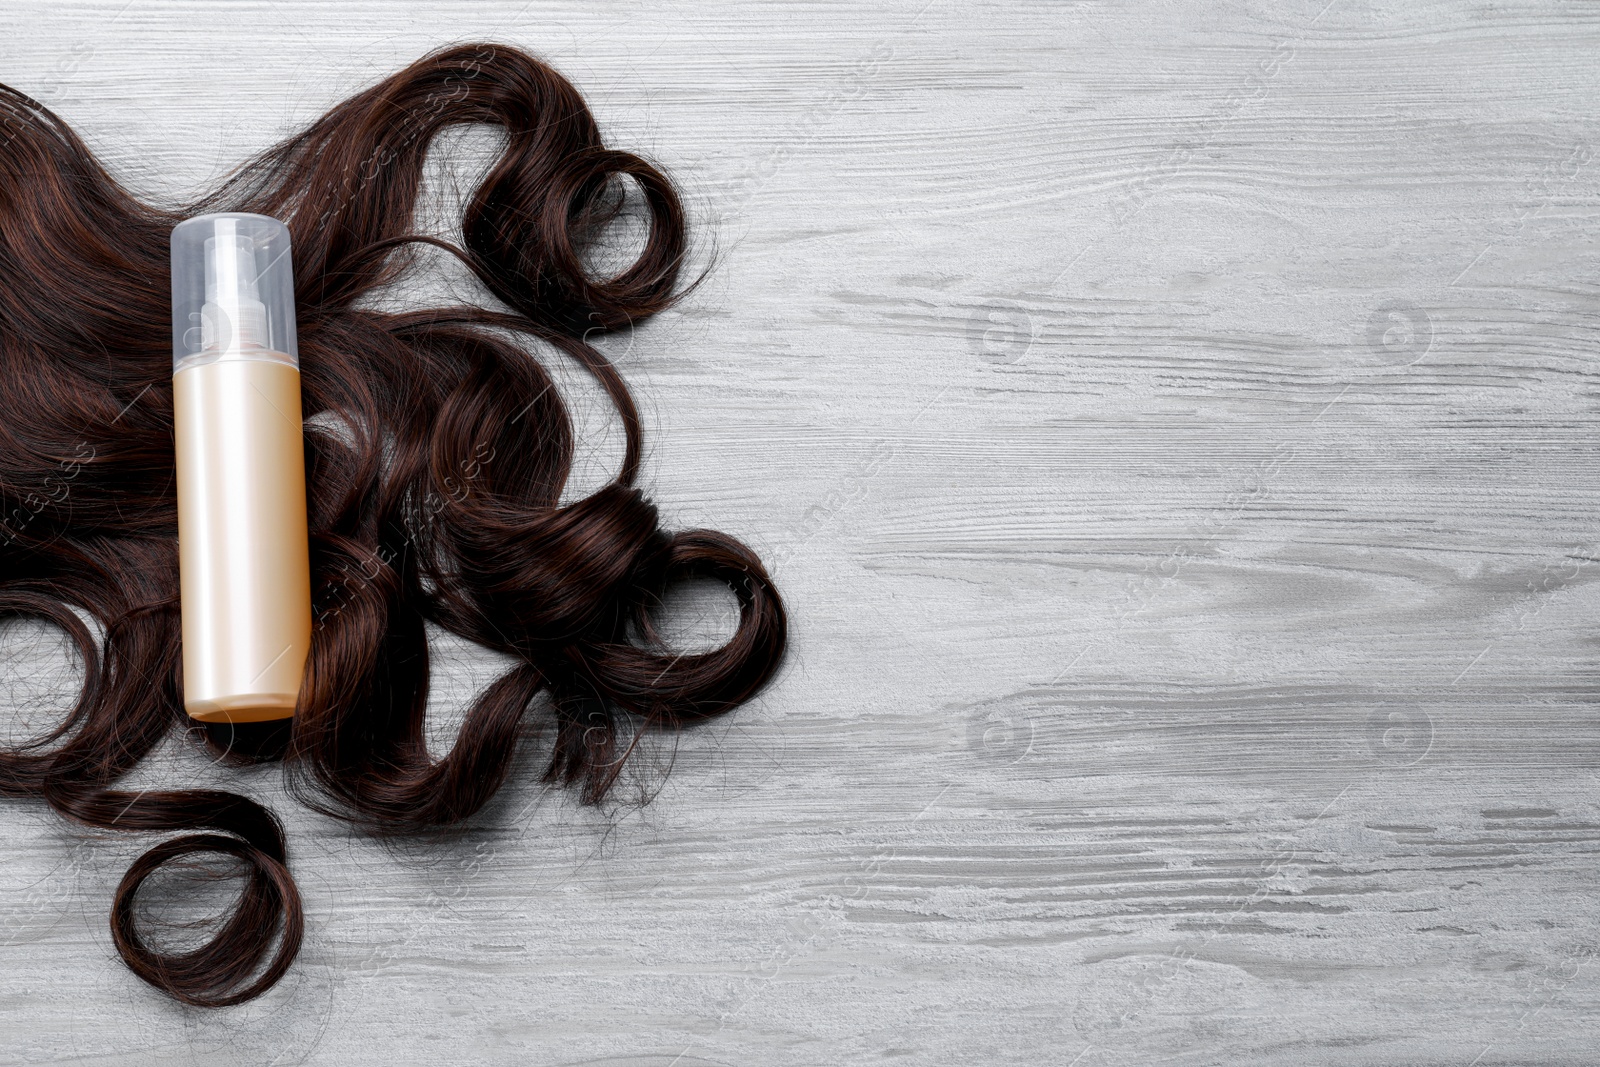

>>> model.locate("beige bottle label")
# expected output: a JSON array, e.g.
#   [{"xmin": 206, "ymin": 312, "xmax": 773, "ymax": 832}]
[{"xmin": 174, "ymin": 358, "xmax": 311, "ymax": 723}]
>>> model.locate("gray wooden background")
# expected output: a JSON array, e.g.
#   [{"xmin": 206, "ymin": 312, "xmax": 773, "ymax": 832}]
[{"xmin": 2, "ymin": 0, "xmax": 1599, "ymax": 1063}]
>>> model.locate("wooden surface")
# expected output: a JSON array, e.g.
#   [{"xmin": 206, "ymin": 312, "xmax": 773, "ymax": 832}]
[{"xmin": 3, "ymin": 1, "xmax": 1600, "ymax": 1063}]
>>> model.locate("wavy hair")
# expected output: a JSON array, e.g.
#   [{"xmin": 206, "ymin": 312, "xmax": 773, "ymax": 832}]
[{"xmin": 0, "ymin": 42, "xmax": 786, "ymax": 1006}]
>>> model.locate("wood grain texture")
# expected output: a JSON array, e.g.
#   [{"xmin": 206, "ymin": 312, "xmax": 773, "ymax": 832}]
[{"xmin": 2, "ymin": 0, "xmax": 1600, "ymax": 1063}]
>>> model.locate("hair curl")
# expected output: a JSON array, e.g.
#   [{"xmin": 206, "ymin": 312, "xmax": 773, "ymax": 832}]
[{"xmin": 0, "ymin": 42, "xmax": 786, "ymax": 1007}]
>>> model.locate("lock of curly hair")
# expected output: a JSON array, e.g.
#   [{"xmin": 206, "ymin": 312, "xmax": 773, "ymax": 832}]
[{"xmin": 0, "ymin": 42, "xmax": 786, "ymax": 1007}]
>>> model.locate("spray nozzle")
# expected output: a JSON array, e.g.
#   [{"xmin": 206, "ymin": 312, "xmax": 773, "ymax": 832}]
[{"xmin": 201, "ymin": 221, "xmax": 268, "ymax": 355}]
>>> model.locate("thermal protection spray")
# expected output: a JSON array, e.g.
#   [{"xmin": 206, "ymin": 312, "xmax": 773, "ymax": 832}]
[{"xmin": 170, "ymin": 213, "xmax": 311, "ymax": 723}]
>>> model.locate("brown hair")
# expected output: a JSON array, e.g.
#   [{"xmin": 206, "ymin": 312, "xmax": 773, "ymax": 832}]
[{"xmin": 0, "ymin": 42, "xmax": 786, "ymax": 1006}]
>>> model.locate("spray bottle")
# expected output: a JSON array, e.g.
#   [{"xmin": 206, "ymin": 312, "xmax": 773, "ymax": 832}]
[{"xmin": 170, "ymin": 213, "xmax": 311, "ymax": 723}]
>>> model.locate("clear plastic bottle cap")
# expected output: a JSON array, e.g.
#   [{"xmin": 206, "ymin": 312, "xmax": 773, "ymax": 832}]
[{"xmin": 171, "ymin": 213, "xmax": 298, "ymax": 373}]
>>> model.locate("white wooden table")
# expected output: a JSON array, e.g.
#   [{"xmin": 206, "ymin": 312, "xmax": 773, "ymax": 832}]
[{"xmin": 1, "ymin": 1, "xmax": 1598, "ymax": 1063}]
